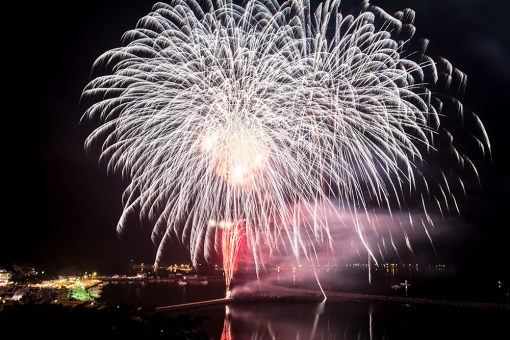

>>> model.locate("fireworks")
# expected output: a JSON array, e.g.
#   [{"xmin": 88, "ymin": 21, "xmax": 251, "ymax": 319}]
[
  {"xmin": 82, "ymin": 0, "xmax": 489, "ymax": 282},
  {"xmin": 211, "ymin": 219, "xmax": 245, "ymax": 291}
]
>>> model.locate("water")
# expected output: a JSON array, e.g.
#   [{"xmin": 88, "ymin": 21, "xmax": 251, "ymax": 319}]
[
  {"xmin": 97, "ymin": 273, "xmax": 509, "ymax": 339},
  {"xmin": 263, "ymin": 265, "xmax": 510, "ymax": 304},
  {"xmin": 192, "ymin": 301, "xmax": 509, "ymax": 340},
  {"xmin": 97, "ymin": 279, "xmax": 226, "ymax": 307}
]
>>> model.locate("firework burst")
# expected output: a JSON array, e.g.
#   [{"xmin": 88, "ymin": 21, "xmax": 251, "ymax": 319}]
[{"xmin": 82, "ymin": 0, "xmax": 489, "ymax": 281}]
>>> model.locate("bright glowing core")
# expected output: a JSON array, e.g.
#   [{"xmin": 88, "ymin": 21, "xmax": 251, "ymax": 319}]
[{"xmin": 201, "ymin": 132, "xmax": 266, "ymax": 186}]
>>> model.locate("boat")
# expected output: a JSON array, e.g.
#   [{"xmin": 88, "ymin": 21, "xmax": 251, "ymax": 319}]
[
  {"xmin": 178, "ymin": 280, "xmax": 188, "ymax": 286},
  {"xmin": 200, "ymin": 280, "xmax": 208, "ymax": 285},
  {"xmin": 391, "ymin": 285, "xmax": 401, "ymax": 289}
]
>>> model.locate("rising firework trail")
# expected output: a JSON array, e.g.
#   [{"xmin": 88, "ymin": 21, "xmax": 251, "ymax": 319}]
[
  {"xmin": 210, "ymin": 219, "xmax": 245, "ymax": 291},
  {"xmin": 82, "ymin": 0, "xmax": 489, "ymax": 287}
]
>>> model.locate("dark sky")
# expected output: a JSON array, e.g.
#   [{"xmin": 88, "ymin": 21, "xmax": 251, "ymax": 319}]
[{"xmin": 3, "ymin": 0, "xmax": 509, "ymax": 273}]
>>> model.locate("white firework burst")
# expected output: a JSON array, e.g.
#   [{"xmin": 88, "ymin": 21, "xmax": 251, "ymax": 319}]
[{"xmin": 82, "ymin": 0, "xmax": 489, "ymax": 273}]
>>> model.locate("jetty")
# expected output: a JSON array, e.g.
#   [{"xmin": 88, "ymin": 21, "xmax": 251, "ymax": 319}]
[{"xmin": 156, "ymin": 298, "xmax": 234, "ymax": 313}]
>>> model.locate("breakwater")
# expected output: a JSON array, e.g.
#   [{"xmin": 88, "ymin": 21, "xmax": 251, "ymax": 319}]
[
  {"xmin": 239, "ymin": 282, "xmax": 509, "ymax": 310},
  {"xmin": 156, "ymin": 298, "xmax": 234, "ymax": 313}
]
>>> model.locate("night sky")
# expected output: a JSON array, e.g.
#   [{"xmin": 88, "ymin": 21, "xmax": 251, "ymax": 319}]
[{"xmin": 3, "ymin": 0, "xmax": 509, "ymax": 275}]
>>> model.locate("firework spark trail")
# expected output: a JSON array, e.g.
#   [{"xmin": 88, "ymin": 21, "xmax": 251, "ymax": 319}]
[
  {"xmin": 215, "ymin": 219, "xmax": 245, "ymax": 291},
  {"xmin": 82, "ymin": 0, "xmax": 489, "ymax": 282}
]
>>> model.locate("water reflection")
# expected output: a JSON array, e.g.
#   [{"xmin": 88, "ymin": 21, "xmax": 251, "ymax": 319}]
[
  {"xmin": 207, "ymin": 300, "xmax": 508, "ymax": 339},
  {"xmin": 181, "ymin": 285, "xmax": 187, "ymax": 302},
  {"xmin": 221, "ymin": 306, "xmax": 232, "ymax": 340},
  {"xmin": 217, "ymin": 301, "xmax": 376, "ymax": 340},
  {"xmin": 97, "ymin": 280, "xmax": 508, "ymax": 338}
]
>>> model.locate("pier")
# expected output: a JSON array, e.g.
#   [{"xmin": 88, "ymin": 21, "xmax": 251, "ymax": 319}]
[
  {"xmin": 156, "ymin": 298, "xmax": 234, "ymax": 313},
  {"xmin": 244, "ymin": 282, "xmax": 510, "ymax": 310}
]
